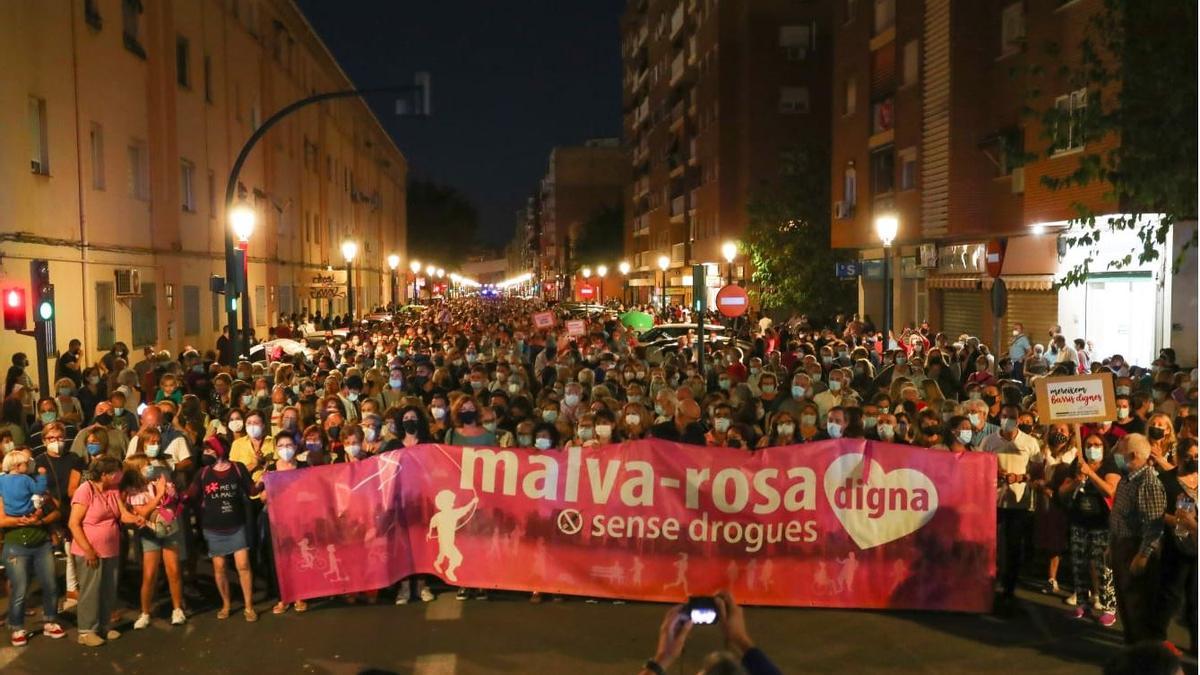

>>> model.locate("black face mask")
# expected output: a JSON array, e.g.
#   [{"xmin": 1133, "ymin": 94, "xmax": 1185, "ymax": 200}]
[
  {"xmin": 1048, "ymin": 431, "xmax": 1069, "ymax": 446},
  {"xmin": 459, "ymin": 410, "xmax": 478, "ymax": 425},
  {"xmin": 402, "ymin": 419, "xmax": 420, "ymax": 436},
  {"xmin": 921, "ymin": 426, "xmax": 940, "ymax": 437},
  {"xmin": 1148, "ymin": 427, "xmax": 1166, "ymax": 441},
  {"xmin": 1018, "ymin": 423, "xmax": 1035, "ymax": 435},
  {"xmin": 982, "ymin": 394, "xmax": 997, "ymax": 407},
  {"xmin": 1181, "ymin": 458, "xmax": 1198, "ymax": 475},
  {"xmin": 200, "ymin": 453, "xmax": 217, "ymax": 467}
]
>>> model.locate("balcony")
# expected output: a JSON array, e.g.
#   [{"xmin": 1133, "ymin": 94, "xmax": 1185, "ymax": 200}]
[
  {"xmin": 689, "ymin": 188, "xmax": 699, "ymax": 216},
  {"xmin": 670, "ymin": 195, "xmax": 687, "ymax": 221},
  {"xmin": 687, "ymin": 34, "xmax": 698, "ymax": 65},
  {"xmin": 670, "ymin": 52, "xmax": 685, "ymax": 86},
  {"xmin": 670, "ymin": 3, "xmax": 685, "ymax": 38},
  {"xmin": 669, "ymin": 100, "xmax": 686, "ymax": 131},
  {"xmin": 869, "ymin": 97, "xmax": 895, "ymax": 147},
  {"xmin": 688, "ymin": 137, "xmax": 698, "ymax": 166},
  {"xmin": 671, "ymin": 243, "xmax": 686, "ymax": 264},
  {"xmin": 633, "ymin": 214, "xmax": 650, "ymax": 237},
  {"xmin": 688, "ymin": 88, "xmax": 698, "ymax": 115},
  {"xmin": 634, "ymin": 176, "xmax": 651, "ymax": 199}
]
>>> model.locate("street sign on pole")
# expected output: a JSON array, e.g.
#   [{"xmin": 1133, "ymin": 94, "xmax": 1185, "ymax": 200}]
[
  {"xmin": 835, "ymin": 262, "xmax": 861, "ymax": 280},
  {"xmin": 715, "ymin": 284, "xmax": 749, "ymax": 318}
]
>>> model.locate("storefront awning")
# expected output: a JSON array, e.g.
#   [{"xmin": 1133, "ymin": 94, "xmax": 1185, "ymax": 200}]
[
  {"xmin": 927, "ymin": 276, "xmax": 981, "ymax": 289},
  {"xmin": 991, "ymin": 275, "xmax": 1056, "ymax": 291},
  {"xmin": 1000, "ymin": 235, "xmax": 1060, "ymax": 276}
]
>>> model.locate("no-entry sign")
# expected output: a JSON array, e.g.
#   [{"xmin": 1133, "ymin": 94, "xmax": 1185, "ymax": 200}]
[{"xmin": 715, "ymin": 284, "xmax": 749, "ymax": 318}]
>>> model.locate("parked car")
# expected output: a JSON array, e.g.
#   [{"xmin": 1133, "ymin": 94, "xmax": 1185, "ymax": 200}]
[{"xmin": 637, "ymin": 323, "xmax": 746, "ymax": 364}]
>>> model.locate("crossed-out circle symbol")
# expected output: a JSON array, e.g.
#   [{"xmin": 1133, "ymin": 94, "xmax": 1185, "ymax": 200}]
[{"xmin": 557, "ymin": 509, "xmax": 583, "ymax": 535}]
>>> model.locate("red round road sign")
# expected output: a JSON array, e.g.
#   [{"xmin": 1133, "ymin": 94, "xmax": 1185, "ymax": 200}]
[
  {"xmin": 715, "ymin": 284, "xmax": 749, "ymax": 318},
  {"xmin": 578, "ymin": 284, "xmax": 594, "ymax": 298},
  {"xmin": 985, "ymin": 239, "xmax": 1005, "ymax": 278}
]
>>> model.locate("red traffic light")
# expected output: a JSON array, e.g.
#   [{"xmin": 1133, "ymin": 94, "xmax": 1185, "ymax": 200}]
[{"xmin": 3, "ymin": 287, "xmax": 27, "ymax": 331}]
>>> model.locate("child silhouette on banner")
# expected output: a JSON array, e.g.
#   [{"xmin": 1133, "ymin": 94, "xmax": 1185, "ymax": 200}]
[{"xmin": 428, "ymin": 490, "xmax": 478, "ymax": 582}]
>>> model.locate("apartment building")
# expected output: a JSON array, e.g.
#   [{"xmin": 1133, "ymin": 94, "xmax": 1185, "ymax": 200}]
[
  {"xmin": 533, "ymin": 139, "xmax": 626, "ymax": 300},
  {"xmin": 1, "ymin": 0, "xmax": 407, "ymax": 372},
  {"xmin": 621, "ymin": 0, "xmax": 832, "ymax": 307},
  {"xmin": 832, "ymin": 0, "xmax": 1195, "ymax": 365}
]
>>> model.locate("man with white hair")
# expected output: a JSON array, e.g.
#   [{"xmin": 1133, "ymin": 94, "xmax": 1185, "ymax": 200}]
[
  {"xmin": 1109, "ymin": 433, "xmax": 1167, "ymax": 644},
  {"xmin": 964, "ymin": 399, "xmax": 998, "ymax": 447}
]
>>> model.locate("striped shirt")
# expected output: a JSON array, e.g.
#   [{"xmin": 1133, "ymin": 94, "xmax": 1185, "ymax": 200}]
[{"xmin": 1109, "ymin": 464, "xmax": 1166, "ymax": 557}]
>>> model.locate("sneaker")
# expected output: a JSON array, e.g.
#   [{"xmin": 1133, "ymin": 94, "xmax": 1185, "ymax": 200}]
[
  {"xmin": 77, "ymin": 632, "xmax": 105, "ymax": 647},
  {"xmin": 60, "ymin": 594, "xmax": 78, "ymax": 613},
  {"xmin": 171, "ymin": 608, "xmax": 187, "ymax": 626},
  {"xmin": 133, "ymin": 613, "xmax": 151, "ymax": 630},
  {"xmin": 43, "ymin": 623, "xmax": 66, "ymax": 639},
  {"xmin": 455, "ymin": 588, "xmax": 470, "ymax": 601},
  {"xmin": 419, "ymin": 587, "xmax": 435, "ymax": 603},
  {"xmin": 11, "ymin": 630, "xmax": 29, "ymax": 647},
  {"xmin": 1098, "ymin": 612, "xmax": 1117, "ymax": 627},
  {"xmin": 1071, "ymin": 607, "xmax": 1086, "ymax": 620},
  {"xmin": 105, "ymin": 630, "xmax": 121, "ymax": 641},
  {"xmin": 1064, "ymin": 594, "xmax": 1078, "ymax": 607}
]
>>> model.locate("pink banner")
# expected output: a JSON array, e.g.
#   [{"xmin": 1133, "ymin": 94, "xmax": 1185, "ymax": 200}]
[{"xmin": 264, "ymin": 439, "xmax": 997, "ymax": 612}]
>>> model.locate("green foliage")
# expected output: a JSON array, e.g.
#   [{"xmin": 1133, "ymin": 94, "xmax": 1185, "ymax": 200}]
[
  {"xmin": 745, "ymin": 145, "xmax": 855, "ymax": 320},
  {"xmin": 573, "ymin": 204, "xmax": 624, "ymax": 270},
  {"xmin": 1027, "ymin": 0, "xmax": 1197, "ymax": 288},
  {"xmin": 406, "ymin": 179, "xmax": 479, "ymax": 268}
]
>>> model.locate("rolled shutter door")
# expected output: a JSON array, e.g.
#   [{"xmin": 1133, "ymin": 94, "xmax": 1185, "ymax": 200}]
[{"xmin": 941, "ymin": 290, "xmax": 983, "ymax": 338}]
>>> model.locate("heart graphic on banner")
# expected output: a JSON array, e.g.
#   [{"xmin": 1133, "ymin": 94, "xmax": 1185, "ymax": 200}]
[{"xmin": 823, "ymin": 453, "xmax": 939, "ymax": 550}]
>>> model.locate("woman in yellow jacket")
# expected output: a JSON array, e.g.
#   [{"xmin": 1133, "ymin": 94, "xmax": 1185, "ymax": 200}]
[{"xmin": 228, "ymin": 409, "xmax": 274, "ymax": 579}]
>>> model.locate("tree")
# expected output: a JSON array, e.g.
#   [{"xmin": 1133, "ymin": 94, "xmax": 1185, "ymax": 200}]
[
  {"xmin": 573, "ymin": 204, "xmax": 624, "ymax": 270},
  {"xmin": 406, "ymin": 179, "xmax": 479, "ymax": 268},
  {"xmin": 745, "ymin": 145, "xmax": 856, "ymax": 321},
  {"xmin": 1024, "ymin": 0, "xmax": 1197, "ymax": 287}
]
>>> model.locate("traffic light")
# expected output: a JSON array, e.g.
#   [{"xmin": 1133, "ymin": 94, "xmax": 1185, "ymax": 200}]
[
  {"xmin": 3, "ymin": 287, "xmax": 26, "ymax": 331},
  {"xmin": 30, "ymin": 259, "xmax": 53, "ymax": 322}
]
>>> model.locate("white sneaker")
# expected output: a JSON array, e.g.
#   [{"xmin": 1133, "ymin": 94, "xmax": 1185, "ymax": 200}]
[
  {"xmin": 171, "ymin": 608, "xmax": 187, "ymax": 626},
  {"xmin": 420, "ymin": 587, "xmax": 435, "ymax": 603},
  {"xmin": 1064, "ymin": 594, "xmax": 1078, "ymax": 607},
  {"xmin": 133, "ymin": 613, "xmax": 151, "ymax": 630}
]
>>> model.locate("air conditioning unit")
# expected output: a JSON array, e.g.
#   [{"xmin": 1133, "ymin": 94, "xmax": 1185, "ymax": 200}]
[
  {"xmin": 919, "ymin": 243, "xmax": 938, "ymax": 268},
  {"xmin": 1011, "ymin": 166, "xmax": 1025, "ymax": 194},
  {"xmin": 785, "ymin": 46, "xmax": 808, "ymax": 61},
  {"xmin": 115, "ymin": 269, "xmax": 142, "ymax": 297},
  {"xmin": 833, "ymin": 201, "xmax": 853, "ymax": 220}
]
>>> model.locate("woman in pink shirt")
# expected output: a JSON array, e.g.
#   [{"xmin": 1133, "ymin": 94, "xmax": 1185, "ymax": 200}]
[{"xmin": 68, "ymin": 456, "xmax": 143, "ymax": 648}]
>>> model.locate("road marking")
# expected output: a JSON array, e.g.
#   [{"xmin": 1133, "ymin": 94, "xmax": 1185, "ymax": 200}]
[
  {"xmin": 425, "ymin": 596, "xmax": 463, "ymax": 621},
  {"xmin": 414, "ymin": 653, "xmax": 457, "ymax": 674}
]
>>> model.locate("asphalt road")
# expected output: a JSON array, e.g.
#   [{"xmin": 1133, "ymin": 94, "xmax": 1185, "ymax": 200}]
[{"xmin": 0, "ymin": 579, "xmax": 1194, "ymax": 674}]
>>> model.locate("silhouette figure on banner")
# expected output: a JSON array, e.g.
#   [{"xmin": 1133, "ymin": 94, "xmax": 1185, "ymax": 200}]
[
  {"xmin": 298, "ymin": 538, "xmax": 317, "ymax": 570},
  {"xmin": 631, "ymin": 557, "xmax": 645, "ymax": 587},
  {"xmin": 428, "ymin": 490, "xmax": 478, "ymax": 582},
  {"xmin": 662, "ymin": 553, "xmax": 689, "ymax": 595},
  {"xmin": 324, "ymin": 544, "xmax": 349, "ymax": 582},
  {"xmin": 834, "ymin": 552, "xmax": 859, "ymax": 593}
]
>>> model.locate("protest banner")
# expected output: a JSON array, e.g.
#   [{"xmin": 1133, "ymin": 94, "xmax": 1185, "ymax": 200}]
[
  {"xmin": 565, "ymin": 319, "xmax": 587, "ymax": 337},
  {"xmin": 265, "ymin": 439, "xmax": 996, "ymax": 612},
  {"xmin": 1035, "ymin": 373, "xmax": 1117, "ymax": 424},
  {"xmin": 532, "ymin": 311, "xmax": 556, "ymax": 330}
]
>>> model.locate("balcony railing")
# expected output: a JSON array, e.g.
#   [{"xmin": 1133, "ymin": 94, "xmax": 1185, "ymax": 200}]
[
  {"xmin": 670, "ymin": 3, "xmax": 685, "ymax": 38},
  {"xmin": 670, "ymin": 195, "xmax": 687, "ymax": 218}
]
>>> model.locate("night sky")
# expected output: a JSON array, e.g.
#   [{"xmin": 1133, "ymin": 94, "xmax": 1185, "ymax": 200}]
[{"xmin": 294, "ymin": 0, "xmax": 626, "ymax": 249}]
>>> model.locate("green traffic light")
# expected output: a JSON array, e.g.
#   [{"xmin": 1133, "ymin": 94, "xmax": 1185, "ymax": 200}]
[{"xmin": 38, "ymin": 301, "xmax": 53, "ymax": 320}]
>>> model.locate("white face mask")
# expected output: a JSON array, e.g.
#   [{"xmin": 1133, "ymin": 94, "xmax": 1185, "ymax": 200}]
[
  {"xmin": 826, "ymin": 421, "xmax": 844, "ymax": 439},
  {"xmin": 624, "ymin": 414, "xmax": 641, "ymax": 427},
  {"xmin": 595, "ymin": 424, "xmax": 613, "ymax": 439},
  {"xmin": 877, "ymin": 423, "xmax": 895, "ymax": 440},
  {"xmin": 246, "ymin": 424, "xmax": 264, "ymax": 439},
  {"xmin": 228, "ymin": 419, "xmax": 245, "ymax": 432}
]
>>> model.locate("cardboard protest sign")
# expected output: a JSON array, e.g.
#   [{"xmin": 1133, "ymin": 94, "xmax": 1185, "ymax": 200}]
[
  {"xmin": 1035, "ymin": 373, "xmax": 1117, "ymax": 424},
  {"xmin": 532, "ymin": 311, "xmax": 556, "ymax": 330}
]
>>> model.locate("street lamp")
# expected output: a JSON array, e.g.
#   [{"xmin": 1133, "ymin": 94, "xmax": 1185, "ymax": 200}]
[
  {"xmin": 618, "ymin": 260, "xmax": 631, "ymax": 306},
  {"xmin": 408, "ymin": 259, "xmax": 421, "ymax": 303},
  {"xmin": 342, "ymin": 239, "xmax": 359, "ymax": 321},
  {"xmin": 874, "ymin": 214, "xmax": 899, "ymax": 349},
  {"xmin": 657, "ymin": 254, "xmax": 670, "ymax": 315},
  {"xmin": 722, "ymin": 240, "xmax": 738, "ymax": 286},
  {"xmin": 229, "ymin": 203, "xmax": 256, "ymax": 356},
  {"xmin": 387, "ymin": 254, "xmax": 401, "ymax": 309},
  {"xmin": 597, "ymin": 265, "xmax": 607, "ymax": 305}
]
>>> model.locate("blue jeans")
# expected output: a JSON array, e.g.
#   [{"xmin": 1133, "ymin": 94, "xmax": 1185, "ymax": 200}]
[{"xmin": 4, "ymin": 539, "xmax": 59, "ymax": 629}]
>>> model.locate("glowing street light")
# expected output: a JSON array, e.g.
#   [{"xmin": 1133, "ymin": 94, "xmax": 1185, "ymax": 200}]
[
  {"xmin": 721, "ymin": 240, "xmax": 738, "ymax": 285},
  {"xmin": 657, "ymin": 255, "xmax": 670, "ymax": 314},
  {"xmin": 618, "ymin": 261, "xmax": 631, "ymax": 306},
  {"xmin": 341, "ymin": 240, "xmax": 359, "ymax": 320},
  {"xmin": 230, "ymin": 204, "xmax": 256, "ymax": 243},
  {"xmin": 386, "ymin": 254, "xmax": 401, "ymax": 308},
  {"xmin": 874, "ymin": 213, "xmax": 899, "ymax": 348}
]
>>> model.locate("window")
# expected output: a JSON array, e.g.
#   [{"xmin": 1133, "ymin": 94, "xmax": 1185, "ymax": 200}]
[
  {"xmin": 203, "ymin": 55, "xmax": 214, "ymax": 103},
  {"xmin": 1053, "ymin": 88, "xmax": 1087, "ymax": 153},
  {"xmin": 207, "ymin": 169, "xmax": 216, "ymax": 215},
  {"xmin": 175, "ymin": 36, "xmax": 191, "ymax": 88},
  {"xmin": 843, "ymin": 76, "xmax": 857, "ymax": 116},
  {"xmin": 874, "ymin": 0, "xmax": 895, "ymax": 35},
  {"xmin": 902, "ymin": 40, "xmax": 919, "ymax": 87},
  {"xmin": 89, "ymin": 122, "xmax": 105, "ymax": 189},
  {"xmin": 871, "ymin": 147, "xmax": 896, "ymax": 195},
  {"xmin": 779, "ymin": 24, "xmax": 815, "ymax": 60},
  {"xmin": 128, "ymin": 140, "xmax": 149, "ymax": 200},
  {"xmin": 779, "ymin": 86, "xmax": 811, "ymax": 114},
  {"xmin": 844, "ymin": 165, "xmax": 857, "ymax": 206},
  {"xmin": 122, "ymin": 0, "xmax": 145, "ymax": 58},
  {"xmin": 28, "ymin": 96, "xmax": 49, "ymax": 175},
  {"xmin": 180, "ymin": 159, "xmax": 196, "ymax": 211},
  {"xmin": 130, "ymin": 282, "xmax": 157, "ymax": 347},
  {"xmin": 182, "ymin": 285, "xmax": 200, "ymax": 336},
  {"xmin": 1000, "ymin": 3, "xmax": 1025, "ymax": 57},
  {"xmin": 899, "ymin": 147, "xmax": 918, "ymax": 190}
]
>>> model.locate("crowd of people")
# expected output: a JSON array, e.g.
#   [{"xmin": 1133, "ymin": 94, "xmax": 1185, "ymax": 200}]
[{"xmin": 0, "ymin": 294, "xmax": 1195, "ymax": 660}]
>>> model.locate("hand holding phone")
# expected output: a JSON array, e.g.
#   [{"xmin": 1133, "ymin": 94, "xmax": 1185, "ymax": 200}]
[{"xmin": 686, "ymin": 596, "xmax": 719, "ymax": 625}]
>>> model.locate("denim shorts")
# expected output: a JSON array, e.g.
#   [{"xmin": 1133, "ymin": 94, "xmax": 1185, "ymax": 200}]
[{"xmin": 138, "ymin": 525, "xmax": 188, "ymax": 560}]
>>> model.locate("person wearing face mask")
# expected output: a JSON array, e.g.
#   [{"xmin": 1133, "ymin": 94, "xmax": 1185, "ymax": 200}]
[
  {"xmin": 946, "ymin": 415, "xmax": 975, "ymax": 452},
  {"xmin": 184, "ymin": 437, "xmax": 263, "ymax": 622},
  {"xmin": 758, "ymin": 412, "xmax": 799, "ymax": 449},
  {"xmin": 337, "ymin": 375, "xmax": 365, "ymax": 423},
  {"xmin": 443, "ymin": 396, "xmax": 497, "ymax": 447},
  {"xmin": 814, "ymin": 371, "xmax": 849, "ymax": 426},
  {"xmin": 1034, "ymin": 423, "xmax": 1080, "ymax": 596},
  {"xmin": 1108, "ymin": 434, "xmax": 1167, "ymax": 645},
  {"xmin": 77, "ymin": 367, "xmax": 107, "ymax": 426},
  {"xmin": 706, "ymin": 403, "xmax": 736, "ymax": 447},
  {"xmin": 1145, "ymin": 412, "xmax": 1178, "ymax": 472},
  {"xmin": 980, "ymin": 404, "xmax": 1044, "ymax": 610},
  {"xmin": 229, "ymin": 411, "xmax": 275, "ymax": 474},
  {"xmin": 1058, "ymin": 433, "xmax": 1120, "ymax": 626},
  {"xmin": 120, "ymin": 451, "xmax": 186, "ymax": 629},
  {"xmin": 1153, "ymin": 437, "xmax": 1198, "ymax": 651},
  {"xmin": 35, "ymin": 422, "xmax": 84, "ymax": 605},
  {"xmin": 70, "ymin": 456, "xmax": 146, "ymax": 646},
  {"xmin": 650, "ymin": 399, "xmax": 707, "ymax": 446},
  {"xmin": 620, "ymin": 404, "xmax": 650, "ymax": 441},
  {"xmin": 815, "ymin": 407, "xmax": 848, "ymax": 442},
  {"xmin": 963, "ymin": 399, "xmax": 999, "ymax": 448},
  {"xmin": 873, "ymin": 412, "xmax": 900, "ymax": 444}
]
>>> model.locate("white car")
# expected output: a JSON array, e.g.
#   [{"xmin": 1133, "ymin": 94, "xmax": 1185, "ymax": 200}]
[{"xmin": 638, "ymin": 323, "xmax": 735, "ymax": 364}]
